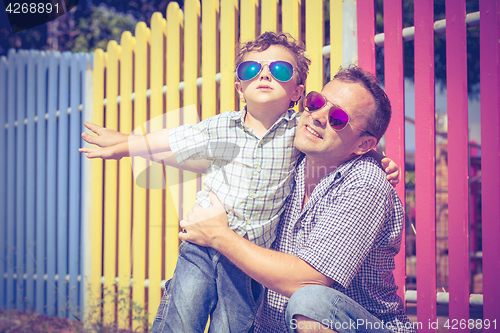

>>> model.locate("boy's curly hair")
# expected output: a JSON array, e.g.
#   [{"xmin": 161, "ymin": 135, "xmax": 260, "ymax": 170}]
[{"xmin": 236, "ymin": 32, "xmax": 311, "ymax": 86}]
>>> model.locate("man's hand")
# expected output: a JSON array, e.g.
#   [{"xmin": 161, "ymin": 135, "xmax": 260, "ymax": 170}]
[
  {"xmin": 81, "ymin": 121, "xmax": 129, "ymax": 147},
  {"xmin": 178, "ymin": 192, "xmax": 230, "ymax": 247},
  {"xmin": 381, "ymin": 157, "xmax": 399, "ymax": 187}
]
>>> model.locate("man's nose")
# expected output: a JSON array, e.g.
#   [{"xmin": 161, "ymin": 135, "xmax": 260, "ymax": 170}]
[{"xmin": 310, "ymin": 107, "xmax": 329, "ymax": 127}]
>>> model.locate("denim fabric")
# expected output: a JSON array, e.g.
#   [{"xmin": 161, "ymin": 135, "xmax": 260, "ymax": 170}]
[
  {"xmin": 285, "ymin": 285, "xmax": 392, "ymax": 333},
  {"xmin": 152, "ymin": 241, "xmax": 263, "ymax": 333}
]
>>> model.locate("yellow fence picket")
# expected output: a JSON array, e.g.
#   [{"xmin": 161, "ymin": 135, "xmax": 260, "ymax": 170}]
[
  {"xmin": 282, "ymin": 0, "xmax": 301, "ymax": 40},
  {"xmin": 181, "ymin": 0, "xmax": 201, "ymax": 258},
  {"xmin": 202, "ymin": 0, "xmax": 219, "ymax": 120},
  {"xmin": 89, "ymin": 49, "xmax": 105, "ymax": 323},
  {"xmin": 132, "ymin": 22, "xmax": 149, "ymax": 331},
  {"xmin": 220, "ymin": 0, "xmax": 239, "ymax": 113},
  {"xmin": 148, "ymin": 11, "xmax": 167, "ymax": 327},
  {"xmin": 261, "ymin": 0, "xmax": 278, "ymax": 33},
  {"xmin": 305, "ymin": 0, "xmax": 324, "ymax": 92},
  {"xmin": 103, "ymin": 40, "xmax": 120, "ymax": 325},
  {"xmin": 117, "ymin": 30, "xmax": 134, "ymax": 329},
  {"xmin": 330, "ymin": 0, "xmax": 343, "ymax": 78}
]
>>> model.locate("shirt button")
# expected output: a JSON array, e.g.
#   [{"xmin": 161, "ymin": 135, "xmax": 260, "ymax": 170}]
[
  {"xmin": 255, "ymin": 166, "xmax": 262, "ymax": 173},
  {"xmin": 246, "ymin": 220, "xmax": 251, "ymax": 225},
  {"xmin": 248, "ymin": 192, "xmax": 257, "ymax": 199}
]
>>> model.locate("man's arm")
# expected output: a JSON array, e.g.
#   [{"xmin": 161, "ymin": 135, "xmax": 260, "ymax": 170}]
[{"xmin": 179, "ymin": 193, "xmax": 334, "ymax": 298}]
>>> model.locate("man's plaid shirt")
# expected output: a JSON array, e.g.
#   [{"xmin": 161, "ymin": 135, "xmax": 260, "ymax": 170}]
[
  {"xmin": 169, "ymin": 108, "xmax": 302, "ymax": 248},
  {"xmin": 254, "ymin": 155, "xmax": 416, "ymax": 333}
]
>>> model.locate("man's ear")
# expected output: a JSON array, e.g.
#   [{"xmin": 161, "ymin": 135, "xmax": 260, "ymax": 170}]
[
  {"xmin": 291, "ymin": 84, "xmax": 305, "ymax": 102},
  {"xmin": 354, "ymin": 136, "xmax": 378, "ymax": 156},
  {"xmin": 235, "ymin": 81, "xmax": 245, "ymax": 100}
]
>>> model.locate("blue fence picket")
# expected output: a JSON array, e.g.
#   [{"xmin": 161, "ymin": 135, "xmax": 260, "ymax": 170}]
[
  {"xmin": 68, "ymin": 53, "xmax": 81, "ymax": 319},
  {"xmin": 25, "ymin": 50, "xmax": 37, "ymax": 310},
  {"xmin": 35, "ymin": 52, "xmax": 49, "ymax": 315},
  {"xmin": 6, "ymin": 49, "xmax": 17, "ymax": 310},
  {"xmin": 15, "ymin": 50, "xmax": 27, "ymax": 312},
  {"xmin": 57, "ymin": 52, "xmax": 70, "ymax": 318},
  {"xmin": 0, "ymin": 56, "xmax": 7, "ymax": 309},
  {"xmin": 46, "ymin": 52, "xmax": 60, "ymax": 317}
]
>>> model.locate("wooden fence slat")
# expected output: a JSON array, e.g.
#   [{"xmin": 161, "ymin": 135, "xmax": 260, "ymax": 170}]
[
  {"xmin": 68, "ymin": 53, "xmax": 82, "ymax": 320},
  {"xmin": 329, "ymin": 0, "xmax": 343, "ymax": 78},
  {"xmin": 182, "ymin": 0, "xmax": 201, "ymax": 264},
  {"xmin": 305, "ymin": 0, "xmax": 324, "ymax": 92},
  {"xmin": 281, "ymin": 0, "xmax": 301, "ymax": 40},
  {"xmin": 0, "ymin": 56, "xmax": 7, "ymax": 310},
  {"xmin": 131, "ymin": 22, "xmax": 149, "ymax": 330},
  {"xmin": 445, "ymin": 0, "xmax": 470, "ymax": 325},
  {"xmin": 164, "ymin": 4, "xmax": 182, "ymax": 290},
  {"xmin": 479, "ymin": 0, "xmax": 500, "ymax": 322},
  {"xmin": 117, "ymin": 31, "xmax": 133, "ymax": 329},
  {"xmin": 414, "ymin": 0, "xmax": 437, "ymax": 328},
  {"xmin": 57, "ymin": 52, "xmax": 70, "ymax": 318},
  {"xmin": 240, "ymin": 0, "xmax": 258, "ymax": 43},
  {"xmin": 6, "ymin": 49, "xmax": 16, "ymax": 311},
  {"xmin": 202, "ymin": 0, "xmax": 219, "ymax": 120},
  {"xmin": 46, "ymin": 52, "xmax": 60, "ymax": 317},
  {"xmin": 356, "ymin": 0, "xmax": 376, "ymax": 74},
  {"xmin": 260, "ymin": 0, "xmax": 278, "ymax": 33},
  {"xmin": 25, "ymin": 50, "xmax": 37, "ymax": 311},
  {"xmin": 89, "ymin": 48, "xmax": 105, "ymax": 322},
  {"xmin": 148, "ymin": 12, "xmax": 166, "ymax": 326},
  {"xmin": 383, "ymin": 0, "xmax": 406, "ymax": 305},
  {"xmin": 35, "ymin": 53, "xmax": 48, "ymax": 315},
  {"xmin": 220, "ymin": 0, "xmax": 238, "ymax": 114},
  {"xmin": 80, "ymin": 52, "xmax": 92, "ymax": 320},
  {"xmin": 103, "ymin": 41, "xmax": 120, "ymax": 325},
  {"xmin": 15, "ymin": 51, "xmax": 26, "ymax": 312}
]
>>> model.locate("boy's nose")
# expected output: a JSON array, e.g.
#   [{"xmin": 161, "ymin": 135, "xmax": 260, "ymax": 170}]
[{"xmin": 259, "ymin": 65, "xmax": 272, "ymax": 81}]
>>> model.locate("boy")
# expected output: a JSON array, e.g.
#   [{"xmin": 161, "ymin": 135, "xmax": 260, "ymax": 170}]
[{"xmin": 80, "ymin": 32, "xmax": 397, "ymax": 332}]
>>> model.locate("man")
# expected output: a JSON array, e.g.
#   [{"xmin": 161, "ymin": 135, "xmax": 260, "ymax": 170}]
[{"xmin": 179, "ymin": 65, "xmax": 415, "ymax": 333}]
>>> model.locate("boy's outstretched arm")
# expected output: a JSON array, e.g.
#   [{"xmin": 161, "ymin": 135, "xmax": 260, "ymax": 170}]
[
  {"xmin": 365, "ymin": 149, "xmax": 400, "ymax": 187},
  {"xmin": 79, "ymin": 121, "xmax": 209, "ymax": 173}
]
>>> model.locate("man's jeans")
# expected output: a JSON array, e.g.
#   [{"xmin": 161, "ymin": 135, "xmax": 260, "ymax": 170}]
[
  {"xmin": 286, "ymin": 285, "xmax": 392, "ymax": 333},
  {"xmin": 152, "ymin": 241, "xmax": 263, "ymax": 333}
]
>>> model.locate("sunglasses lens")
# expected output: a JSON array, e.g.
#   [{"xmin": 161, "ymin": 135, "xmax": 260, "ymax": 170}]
[
  {"xmin": 329, "ymin": 107, "xmax": 349, "ymax": 130},
  {"xmin": 304, "ymin": 91, "xmax": 326, "ymax": 111},
  {"xmin": 269, "ymin": 61, "xmax": 294, "ymax": 82},
  {"xmin": 237, "ymin": 61, "xmax": 262, "ymax": 81}
]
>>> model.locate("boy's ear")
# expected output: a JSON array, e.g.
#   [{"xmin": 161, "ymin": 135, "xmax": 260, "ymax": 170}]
[
  {"xmin": 291, "ymin": 84, "xmax": 305, "ymax": 102},
  {"xmin": 235, "ymin": 81, "xmax": 245, "ymax": 100},
  {"xmin": 354, "ymin": 135, "xmax": 378, "ymax": 156}
]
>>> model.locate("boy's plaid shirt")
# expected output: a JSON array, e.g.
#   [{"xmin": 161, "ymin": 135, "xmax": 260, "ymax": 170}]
[
  {"xmin": 254, "ymin": 155, "xmax": 415, "ymax": 333},
  {"xmin": 169, "ymin": 108, "xmax": 302, "ymax": 248}
]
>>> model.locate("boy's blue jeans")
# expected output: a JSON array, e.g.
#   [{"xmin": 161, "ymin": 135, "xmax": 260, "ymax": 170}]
[{"xmin": 152, "ymin": 241, "xmax": 264, "ymax": 333}]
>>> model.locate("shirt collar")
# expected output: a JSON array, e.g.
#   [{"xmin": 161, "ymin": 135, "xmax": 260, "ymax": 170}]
[{"xmin": 228, "ymin": 106, "xmax": 300, "ymax": 123}]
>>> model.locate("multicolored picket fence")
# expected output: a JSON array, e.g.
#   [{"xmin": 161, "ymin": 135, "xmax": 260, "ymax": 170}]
[{"xmin": 1, "ymin": 0, "xmax": 499, "ymax": 331}]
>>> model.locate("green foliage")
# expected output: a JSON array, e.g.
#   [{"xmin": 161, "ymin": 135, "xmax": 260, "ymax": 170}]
[{"xmin": 68, "ymin": 5, "xmax": 138, "ymax": 53}]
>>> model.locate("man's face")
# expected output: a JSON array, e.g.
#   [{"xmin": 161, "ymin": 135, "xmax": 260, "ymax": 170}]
[
  {"xmin": 294, "ymin": 79, "xmax": 376, "ymax": 164},
  {"xmin": 235, "ymin": 45, "xmax": 304, "ymax": 112}
]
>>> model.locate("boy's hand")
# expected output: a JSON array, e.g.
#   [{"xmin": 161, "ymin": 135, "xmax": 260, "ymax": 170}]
[
  {"xmin": 79, "ymin": 145, "xmax": 126, "ymax": 160},
  {"xmin": 179, "ymin": 192, "xmax": 229, "ymax": 247},
  {"xmin": 81, "ymin": 121, "xmax": 128, "ymax": 147},
  {"xmin": 381, "ymin": 157, "xmax": 399, "ymax": 187}
]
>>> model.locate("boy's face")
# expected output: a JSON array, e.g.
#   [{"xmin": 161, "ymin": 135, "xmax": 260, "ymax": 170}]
[{"xmin": 235, "ymin": 45, "xmax": 304, "ymax": 113}]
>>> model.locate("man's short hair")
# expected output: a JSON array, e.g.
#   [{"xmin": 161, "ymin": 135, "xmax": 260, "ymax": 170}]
[
  {"xmin": 333, "ymin": 65, "xmax": 392, "ymax": 142},
  {"xmin": 236, "ymin": 32, "xmax": 311, "ymax": 86}
]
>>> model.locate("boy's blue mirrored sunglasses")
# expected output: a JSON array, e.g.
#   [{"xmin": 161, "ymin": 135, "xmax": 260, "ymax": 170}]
[{"xmin": 236, "ymin": 60, "xmax": 295, "ymax": 82}]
